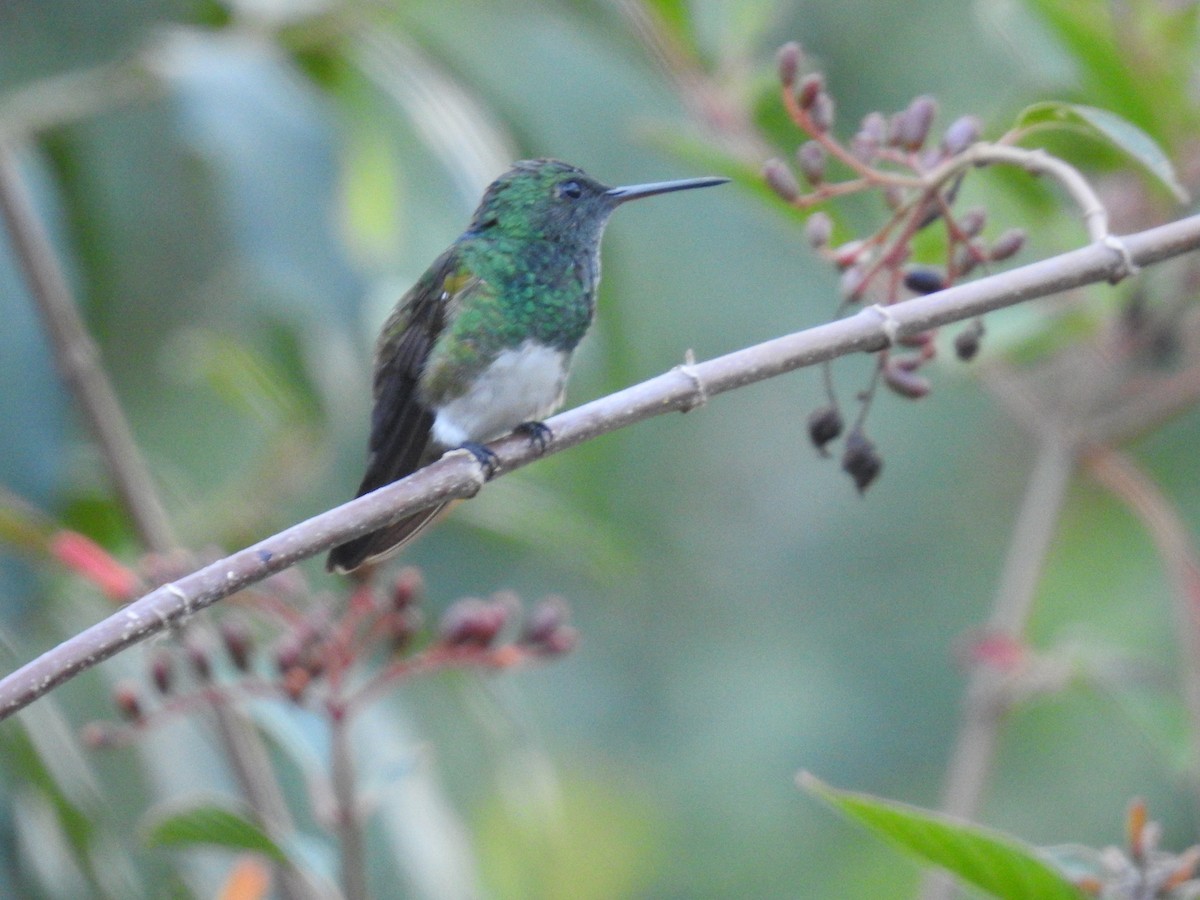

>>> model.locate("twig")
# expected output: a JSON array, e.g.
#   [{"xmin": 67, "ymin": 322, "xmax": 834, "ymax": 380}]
[
  {"xmin": 0, "ymin": 144, "xmax": 175, "ymax": 551},
  {"xmin": 0, "ymin": 58, "xmax": 158, "ymax": 144},
  {"xmin": 2, "ymin": 214, "xmax": 1200, "ymax": 720},
  {"xmin": 330, "ymin": 710, "xmax": 366, "ymax": 900},
  {"xmin": 1084, "ymin": 353, "xmax": 1200, "ymax": 446},
  {"xmin": 206, "ymin": 700, "xmax": 330, "ymax": 898},
  {"xmin": 919, "ymin": 436, "xmax": 1076, "ymax": 900},
  {"xmin": 927, "ymin": 144, "xmax": 1115, "ymax": 244},
  {"xmin": 1085, "ymin": 447, "xmax": 1200, "ymax": 810}
]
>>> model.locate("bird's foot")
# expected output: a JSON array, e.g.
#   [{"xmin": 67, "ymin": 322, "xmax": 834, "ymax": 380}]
[
  {"xmin": 515, "ymin": 420, "xmax": 553, "ymax": 454},
  {"xmin": 459, "ymin": 442, "xmax": 500, "ymax": 479}
]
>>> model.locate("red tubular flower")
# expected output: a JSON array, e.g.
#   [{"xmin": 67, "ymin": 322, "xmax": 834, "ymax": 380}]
[{"xmin": 49, "ymin": 531, "xmax": 139, "ymax": 601}]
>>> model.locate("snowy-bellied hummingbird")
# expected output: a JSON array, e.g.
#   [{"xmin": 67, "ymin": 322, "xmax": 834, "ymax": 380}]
[{"xmin": 327, "ymin": 159, "xmax": 728, "ymax": 573}]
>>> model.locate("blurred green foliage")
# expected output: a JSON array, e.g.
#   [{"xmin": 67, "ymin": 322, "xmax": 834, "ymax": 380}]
[{"xmin": 2, "ymin": 0, "xmax": 1200, "ymax": 897}]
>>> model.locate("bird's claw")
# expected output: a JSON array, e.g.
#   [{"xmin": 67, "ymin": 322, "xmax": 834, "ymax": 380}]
[
  {"xmin": 460, "ymin": 442, "xmax": 500, "ymax": 479},
  {"xmin": 515, "ymin": 420, "xmax": 553, "ymax": 454}
]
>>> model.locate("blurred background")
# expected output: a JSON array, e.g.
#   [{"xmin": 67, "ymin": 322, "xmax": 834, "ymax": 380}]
[{"xmin": 2, "ymin": 0, "xmax": 1199, "ymax": 897}]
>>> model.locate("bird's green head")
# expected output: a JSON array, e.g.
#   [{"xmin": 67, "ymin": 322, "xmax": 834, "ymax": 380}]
[
  {"xmin": 467, "ymin": 159, "xmax": 617, "ymax": 249},
  {"xmin": 466, "ymin": 158, "xmax": 728, "ymax": 249}
]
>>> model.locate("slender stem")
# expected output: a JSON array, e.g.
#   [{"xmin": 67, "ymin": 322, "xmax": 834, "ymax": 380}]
[
  {"xmin": 924, "ymin": 144, "xmax": 1113, "ymax": 244},
  {"xmin": 2, "ymin": 214, "xmax": 1200, "ymax": 719},
  {"xmin": 845, "ymin": 181, "xmax": 942, "ymax": 303},
  {"xmin": 933, "ymin": 192, "xmax": 991, "ymax": 278},
  {"xmin": 820, "ymin": 359, "xmax": 837, "ymax": 406},
  {"xmin": 792, "ymin": 177, "xmax": 873, "ymax": 208},
  {"xmin": 852, "ymin": 357, "xmax": 883, "ymax": 431},
  {"xmin": 0, "ymin": 59, "xmax": 157, "ymax": 145},
  {"xmin": 780, "ymin": 84, "xmax": 881, "ymax": 181},
  {"xmin": 920, "ymin": 436, "xmax": 1076, "ymax": 900},
  {"xmin": 0, "ymin": 144, "xmax": 176, "ymax": 551},
  {"xmin": 329, "ymin": 706, "xmax": 367, "ymax": 900},
  {"xmin": 211, "ymin": 702, "xmax": 324, "ymax": 899},
  {"xmin": 776, "ymin": 103, "xmax": 1115, "ymax": 249},
  {"xmin": 1085, "ymin": 448, "xmax": 1200, "ymax": 812},
  {"xmin": 1083, "ymin": 356, "xmax": 1200, "ymax": 445},
  {"xmin": 324, "ymin": 600, "xmax": 367, "ymax": 897}
]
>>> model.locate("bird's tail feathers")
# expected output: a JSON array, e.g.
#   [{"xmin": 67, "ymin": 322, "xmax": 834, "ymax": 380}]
[{"xmin": 325, "ymin": 504, "xmax": 447, "ymax": 574}]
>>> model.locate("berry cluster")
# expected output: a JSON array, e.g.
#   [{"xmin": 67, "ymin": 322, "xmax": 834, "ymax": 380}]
[
  {"xmin": 84, "ymin": 566, "xmax": 577, "ymax": 746},
  {"xmin": 767, "ymin": 42, "xmax": 1027, "ymax": 492}
]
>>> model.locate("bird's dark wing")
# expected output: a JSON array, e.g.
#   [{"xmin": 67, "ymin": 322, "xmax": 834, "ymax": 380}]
[{"xmin": 327, "ymin": 249, "xmax": 483, "ymax": 573}]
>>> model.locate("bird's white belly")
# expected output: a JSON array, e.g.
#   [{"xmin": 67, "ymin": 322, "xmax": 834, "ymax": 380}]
[{"xmin": 431, "ymin": 341, "xmax": 569, "ymax": 447}]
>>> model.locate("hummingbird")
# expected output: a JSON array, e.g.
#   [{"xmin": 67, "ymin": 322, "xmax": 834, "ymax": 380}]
[{"xmin": 327, "ymin": 158, "xmax": 728, "ymax": 573}]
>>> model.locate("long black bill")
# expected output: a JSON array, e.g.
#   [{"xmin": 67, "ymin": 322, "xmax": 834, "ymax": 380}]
[{"xmin": 606, "ymin": 175, "xmax": 729, "ymax": 203}]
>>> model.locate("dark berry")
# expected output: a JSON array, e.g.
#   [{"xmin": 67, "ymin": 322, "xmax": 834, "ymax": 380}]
[
  {"xmin": 903, "ymin": 268, "xmax": 945, "ymax": 295},
  {"xmin": 808, "ymin": 405, "xmax": 844, "ymax": 457},
  {"xmin": 841, "ymin": 430, "xmax": 883, "ymax": 494}
]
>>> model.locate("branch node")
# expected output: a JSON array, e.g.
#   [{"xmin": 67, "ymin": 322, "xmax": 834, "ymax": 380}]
[
  {"xmin": 674, "ymin": 348, "xmax": 709, "ymax": 411},
  {"xmin": 1102, "ymin": 233, "xmax": 1140, "ymax": 283},
  {"xmin": 165, "ymin": 583, "xmax": 191, "ymax": 619},
  {"xmin": 867, "ymin": 303, "xmax": 901, "ymax": 347}
]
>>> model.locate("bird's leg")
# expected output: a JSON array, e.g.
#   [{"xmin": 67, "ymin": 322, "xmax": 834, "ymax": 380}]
[
  {"xmin": 515, "ymin": 421, "xmax": 553, "ymax": 454},
  {"xmin": 459, "ymin": 442, "xmax": 500, "ymax": 479}
]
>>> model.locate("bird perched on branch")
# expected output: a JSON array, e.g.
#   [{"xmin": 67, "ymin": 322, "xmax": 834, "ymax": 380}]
[{"xmin": 328, "ymin": 158, "xmax": 728, "ymax": 573}]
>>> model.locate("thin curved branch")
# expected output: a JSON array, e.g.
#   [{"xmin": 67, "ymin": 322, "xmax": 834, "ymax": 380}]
[
  {"xmin": 923, "ymin": 143, "xmax": 1114, "ymax": 243},
  {"xmin": 2, "ymin": 215, "xmax": 1200, "ymax": 720},
  {"xmin": 919, "ymin": 435, "xmax": 1076, "ymax": 900},
  {"xmin": 1086, "ymin": 448, "xmax": 1200, "ymax": 802},
  {"xmin": 0, "ymin": 146, "xmax": 176, "ymax": 551}
]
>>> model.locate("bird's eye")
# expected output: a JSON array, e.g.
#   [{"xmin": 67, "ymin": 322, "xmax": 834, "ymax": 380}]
[{"xmin": 557, "ymin": 180, "xmax": 583, "ymax": 199}]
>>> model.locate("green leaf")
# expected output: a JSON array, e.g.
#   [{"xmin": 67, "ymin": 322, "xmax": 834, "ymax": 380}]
[
  {"xmin": 143, "ymin": 800, "xmax": 287, "ymax": 864},
  {"xmin": 1014, "ymin": 101, "xmax": 1189, "ymax": 203},
  {"xmin": 799, "ymin": 774, "xmax": 1089, "ymax": 900},
  {"xmin": 1021, "ymin": 0, "xmax": 1199, "ymax": 141}
]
